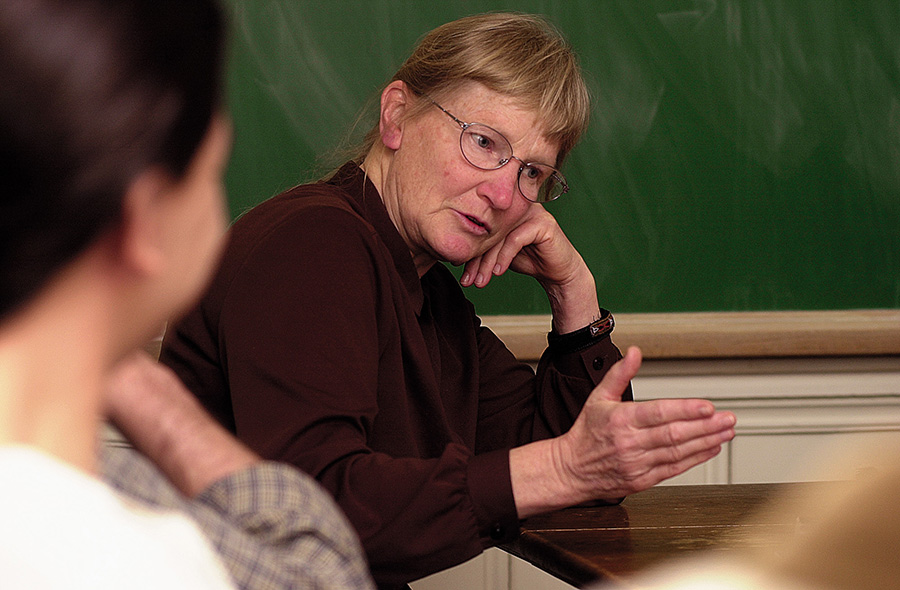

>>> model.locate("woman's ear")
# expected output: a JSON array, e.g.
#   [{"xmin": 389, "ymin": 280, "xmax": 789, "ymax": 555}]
[
  {"xmin": 379, "ymin": 80, "xmax": 412, "ymax": 150},
  {"xmin": 115, "ymin": 167, "xmax": 173, "ymax": 278}
]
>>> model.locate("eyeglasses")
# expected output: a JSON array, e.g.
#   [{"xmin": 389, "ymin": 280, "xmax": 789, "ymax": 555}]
[{"xmin": 428, "ymin": 99, "xmax": 569, "ymax": 203}]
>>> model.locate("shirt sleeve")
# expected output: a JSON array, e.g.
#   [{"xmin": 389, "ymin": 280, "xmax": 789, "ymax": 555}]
[
  {"xmin": 472, "ymin": 319, "xmax": 631, "ymax": 510},
  {"xmin": 196, "ymin": 462, "xmax": 375, "ymax": 590},
  {"xmin": 100, "ymin": 444, "xmax": 375, "ymax": 590},
  {"xmin": 413, "ymin": 267, "xmax": 632, "ymax": 547}
]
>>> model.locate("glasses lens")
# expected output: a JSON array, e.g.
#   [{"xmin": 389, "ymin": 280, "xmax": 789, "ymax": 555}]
[
  {"xmin": 459, "ymin": 124, "xmax": 512, "ymax": 170},
  {"xmin": 518, "ymin": 164, "xmax": 567, "ymax": 203},
  {"xmin": 456, "ymin": 119, "xmax": 568, "ymax": 202}
]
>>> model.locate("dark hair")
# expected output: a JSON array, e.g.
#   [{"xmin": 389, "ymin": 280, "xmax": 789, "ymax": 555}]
[{"xmin": 0, "ymin": 0, "xmax": 225, "ymax": 318}]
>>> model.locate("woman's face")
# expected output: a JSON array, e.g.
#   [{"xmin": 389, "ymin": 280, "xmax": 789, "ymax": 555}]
[{"xmin": 381, "ymin": 82, "xmax": 560, "ymax": 273}]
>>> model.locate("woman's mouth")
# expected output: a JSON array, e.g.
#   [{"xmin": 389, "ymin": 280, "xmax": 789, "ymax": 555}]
[{"xmin": 458, "ymin": 211, "xmax": 490, "ymax": 235}]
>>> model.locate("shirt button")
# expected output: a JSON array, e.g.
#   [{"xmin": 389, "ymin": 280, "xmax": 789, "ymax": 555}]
[
  {"xmin": 489, "ymin": 524, "xmax": 505, "ymax": 540},
  {"xmin": 592, "ymin": 357, "xmax": 604, "ymax": 371}
]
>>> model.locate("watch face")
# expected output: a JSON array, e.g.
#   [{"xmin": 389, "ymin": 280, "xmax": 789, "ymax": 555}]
[{"xmin": 590, "ymin": 313, "xmax": 614, "ymax": 337}]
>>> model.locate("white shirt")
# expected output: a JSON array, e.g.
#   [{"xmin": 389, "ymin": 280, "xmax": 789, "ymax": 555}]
[{"xmin": 0, "ymin": 446, "xmax": 235, "ymax": 589}]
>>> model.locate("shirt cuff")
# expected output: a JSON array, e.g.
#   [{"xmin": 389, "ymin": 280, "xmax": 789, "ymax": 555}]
[{"xmin": 467, "ymin": 449, "xmax": 520, "ymax": 546}]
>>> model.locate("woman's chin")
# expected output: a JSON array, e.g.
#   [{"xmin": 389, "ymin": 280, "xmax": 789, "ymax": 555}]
[
  {"xmin": 441, "ymin": 250, "xmax": 480, "ymax": 268},
  {"xmin": 435, "ymin": 237, "xmax": 485, "ymax": 267}
]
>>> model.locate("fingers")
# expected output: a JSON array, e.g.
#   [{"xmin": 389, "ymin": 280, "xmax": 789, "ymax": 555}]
[
  {"xmin": 627, "ymin": 444, "xmax": 726, "ymax": 492},
  {"xmin": 602, "ymin": 406, "xmax": 736, "ymax": 492},
  {"xmin": 459, "ymin": 227, "xmax": 531, "ymax": 288},
  {"xmin": 640, "ymin": 417, "xmax": 736, "ymax": 461},
  {"xmin": 458, "ymin": 206, "xmax": 573, "ymax": 288},
  {"xmin": 459, "ymin": 257, "xmax": 481, "ymax": 287},
  {"xmin": 626, "ymin": 397, "xmax": 719, "ymax": 428},
  {"xmin": 612, "ymin": 401, "xmax": 735, "ymax": 462},
  {"xmin": 460, "ymin": 243, "xmax": 504, "ymax": 288},
  {"xmin": 609, "ymin": 400, "xmax": 735, "ymax": 460},
  {"xmin": 490, "ymin": 223, "xmax": 536, "ymax": 277},
  {"xmin": 651, "ymin": 411, "xmax": 736, "ymax": 448},
  {"xmin": 472, "ymin": 221, "xmax": 540, "ymax": 287},
  {"xmin": 590, "ymin": 419, "xmax": 734, "ymax": 495},
  {"xmin": 574, "ymin": 385, "xmax": 736, "ymax": 494}
]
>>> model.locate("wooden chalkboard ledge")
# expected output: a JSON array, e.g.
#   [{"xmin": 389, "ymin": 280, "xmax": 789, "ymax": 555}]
[{"xmin": 481, "ymin": 309, "xmax": 900, "ymax": 361}]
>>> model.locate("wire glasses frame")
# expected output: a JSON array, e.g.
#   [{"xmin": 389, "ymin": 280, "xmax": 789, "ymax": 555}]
[{"xmin": 428, "ymin": 99, "xmax": 569, "ymax": 203}]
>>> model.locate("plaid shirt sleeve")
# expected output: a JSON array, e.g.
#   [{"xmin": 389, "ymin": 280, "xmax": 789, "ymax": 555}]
[{"xmin": 101, "ymin": 443, "xmax": 375, "ymax": 590}]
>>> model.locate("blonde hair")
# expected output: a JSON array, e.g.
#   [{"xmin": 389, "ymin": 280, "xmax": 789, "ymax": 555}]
[{"xmin": 353, "ymin": 12, "xmax": 590, "ymax": 168}]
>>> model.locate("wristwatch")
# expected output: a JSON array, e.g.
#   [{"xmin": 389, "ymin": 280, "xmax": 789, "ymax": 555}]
[{"xmin": 547, "ymin": 308, "xmax": 615, "ymax": 354}]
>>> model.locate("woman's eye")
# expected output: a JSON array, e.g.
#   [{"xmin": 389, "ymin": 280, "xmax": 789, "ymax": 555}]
[
  {"xmin": 473, "ymin": 134, "xmax": 493, "ymax": 150},
  {"xmin": 523, "ymin": 166, "xmax": 544, "ymax": 182}
]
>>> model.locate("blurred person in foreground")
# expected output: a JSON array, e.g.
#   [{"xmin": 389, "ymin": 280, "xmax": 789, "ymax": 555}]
[
  {"xmin": 0, "ymin": 0, "xmax": 234, "ymax": 586},
  {"xmin": 0, "ymin": 0, "xmax": 372, "ymax": 588},
  {"xmin": 101, "ymin": 350, "xmax": 374, "ymax": 590}
]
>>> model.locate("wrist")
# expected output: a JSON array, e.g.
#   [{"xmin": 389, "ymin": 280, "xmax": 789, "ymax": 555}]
[
  {"xmin": 548, "ymin": 308, "xmax": 615, "ymax": 354},
  {"xmin": 510, "ymin": 437, "xmax": 586, "ymax": 519},
  {"xmin": 543, "ymin": 267, "xmax": 600, "ymax": 334}
]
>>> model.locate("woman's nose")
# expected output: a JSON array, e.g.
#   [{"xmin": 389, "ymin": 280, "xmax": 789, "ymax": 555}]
[{"xmin": 478, "ymin": 163, "xmax": 521, "ymax": 210}]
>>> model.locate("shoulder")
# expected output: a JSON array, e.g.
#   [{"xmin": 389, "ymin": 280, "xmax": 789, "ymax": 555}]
[
  {"xmin": 197, "ymin": 462, "xmax": 375, "ymax": 590},
  {"xmin": 210, "ymin": 183, "xmax": 393, "ymax": 319},
  {"xmin": 220, "ymin": 183, "xmax": 387, "ymax": 284},
  {"xmin": 232, "ymin": 182, "xmax": 376, "ymax": 247}
]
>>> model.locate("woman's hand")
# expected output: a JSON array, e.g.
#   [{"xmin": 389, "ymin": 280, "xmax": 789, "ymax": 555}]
[
  {"xmin": 460, "ymin": 205, "xmax": 581, "ymax": 286},
  {"xmin": 557, "ymin": 347, "xmax": 736, "ymax": 499},
  {"xmin": 509, "ymin": 347, "xmax": 737, "ymax": 518},
  {"xmin": 459, "ymin": 205, "xmax": 600, "ymax": 333}
]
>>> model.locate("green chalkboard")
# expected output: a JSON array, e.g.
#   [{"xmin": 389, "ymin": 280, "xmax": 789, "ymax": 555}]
[{"xmin": 222, "ymin": 0, "xmax": 900, "ymax": 314}]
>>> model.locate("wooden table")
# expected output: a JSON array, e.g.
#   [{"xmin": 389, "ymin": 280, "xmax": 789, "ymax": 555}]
[{"xmin": 503, "ymin": 483, "xmax": 827, "ymax": 588}]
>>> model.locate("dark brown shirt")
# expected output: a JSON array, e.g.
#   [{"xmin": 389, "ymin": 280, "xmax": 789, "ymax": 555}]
[{"xmin": 161, "ymin": 163, "xmax": 628, "ymax": 588}]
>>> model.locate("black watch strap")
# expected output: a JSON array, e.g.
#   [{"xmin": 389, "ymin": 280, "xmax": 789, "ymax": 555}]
[{"xmin": 547, "ymin": 309, "xmax": 615, "ymax": 354}]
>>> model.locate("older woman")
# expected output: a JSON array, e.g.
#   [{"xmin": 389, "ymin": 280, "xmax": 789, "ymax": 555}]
[{"xmin": 161, "ymin": 12, "xmax": 736, "ymax": 588}]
